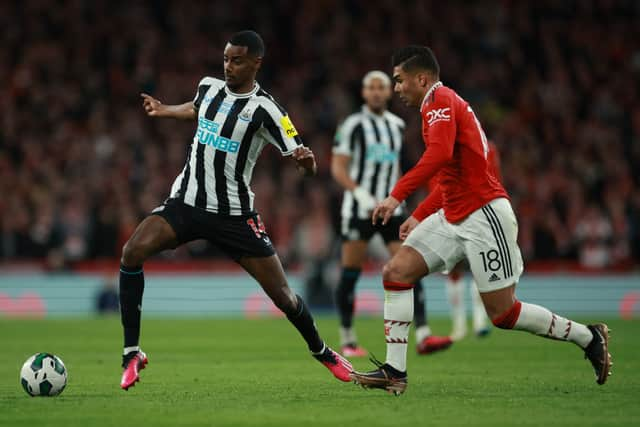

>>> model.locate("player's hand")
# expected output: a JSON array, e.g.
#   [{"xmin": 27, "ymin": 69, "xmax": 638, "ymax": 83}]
[
  {"xmin": 293, "ymin": 146, "xmax": 317, "ymax": 177},
  {"xmin": 352, "ymin": 187, "xmax": 377, "ymax": 214},
  {"xmin": 372, "ymin": 196, "xmax": 400, "ymax": 226},
  {"xmin": 399, "ymin": 216, "xmax": 419, "ymax": 241},
  {"xmin": 141, "ymin": 93, "xmax": 164, "ymax": 116}
]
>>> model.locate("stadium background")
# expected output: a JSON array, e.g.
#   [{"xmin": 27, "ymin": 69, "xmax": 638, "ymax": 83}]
[
  {"xmin": 0, "ymin": 0, "xmax": 639, "ymax": 319},
  {"xmin": 1, "ymin": 2, "xmax": 639, "ymax": 427}
]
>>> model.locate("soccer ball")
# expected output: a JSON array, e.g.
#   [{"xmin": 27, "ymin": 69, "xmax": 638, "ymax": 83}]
[{"xmin": 20, "ymin": 353, "xmax": 67, "ymax": 397}]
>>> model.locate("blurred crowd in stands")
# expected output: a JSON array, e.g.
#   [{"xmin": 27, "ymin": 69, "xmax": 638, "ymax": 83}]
[{"xmin": 1, "ymin": 0, "xmax": 638, "ymax": 270}]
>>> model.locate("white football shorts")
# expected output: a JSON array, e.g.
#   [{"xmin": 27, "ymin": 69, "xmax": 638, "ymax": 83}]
[{"xmin": 404, "ymin": 197, "xmax": 524, "ymax": 293}]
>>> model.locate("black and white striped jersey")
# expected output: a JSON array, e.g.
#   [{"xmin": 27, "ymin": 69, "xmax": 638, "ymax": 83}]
[
  {"xmin": 333, "ymin": 105, "xmax": 406, "ymax": 221},
  {"xmin": 167, "ymin": 77, "xmax": 302, "ymax": 215}
]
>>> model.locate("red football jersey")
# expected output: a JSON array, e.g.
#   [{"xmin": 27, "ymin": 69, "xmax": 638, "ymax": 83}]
[
  {"xmin": 426, "ymin": 141, "xmax": 502, "ymax": 189},
  {"xmin": 390, "ymin": 82, "xmax": 508, "ymax": 223}
]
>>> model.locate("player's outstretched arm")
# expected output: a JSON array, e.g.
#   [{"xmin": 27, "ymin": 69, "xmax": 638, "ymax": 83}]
[
  {"xmin": 293, "ymin": 146, "xmax": 317, "ymax": 177},
  {"xmin": 140, "ymin": 93, "xmax": 197, "ymax": 120}
]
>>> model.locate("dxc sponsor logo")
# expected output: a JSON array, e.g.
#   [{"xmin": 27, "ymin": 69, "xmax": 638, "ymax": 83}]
[
  {"xmin": 196, "ymin": 118, "xmax": 240, "ymax": 153},
  {"xmin": 426, "ymin": 107, "xmax": 451, "ymax": 126}
]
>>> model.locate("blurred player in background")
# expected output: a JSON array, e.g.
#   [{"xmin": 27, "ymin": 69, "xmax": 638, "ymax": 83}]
[
  {"xmin": 332, "ymin": 71, "xmax": 452, "ymax": 357},
  {"xmin": 443, "ymin": 141, "xmax": 501, "ymax": 340},
  {"xmin": 118, "ymin": 30, "xmax": 352, "ymax": 390},
  {"xmin": 350, "ymin": 45, "xmax": 612, "ymax": 395}
]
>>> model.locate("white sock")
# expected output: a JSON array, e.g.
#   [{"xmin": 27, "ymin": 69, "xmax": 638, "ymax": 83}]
[
  {"xmin": 470, "ymin": 279, "xmax": 489, "ymax": 332},
  {"xmin": 514, "ymin": 302, "xmax": 593, "ymax": 348},
  {"xmin": 445, "ymin": 277, "xmax": 466, "ymax": 340},
  {"xmin": 384, "ymin": 289, "xmax": 413, "ymax": 372},
  {"xmin": 123, "ymin": 345, "xmax": 140, "ymax": 355},
  {"xmin": 339, "ymin": 327, "xmax": 357, "ymax": 346},
  {"xmin": 415, "ymin": 325, "xmax": 432, "ymax": 343}
]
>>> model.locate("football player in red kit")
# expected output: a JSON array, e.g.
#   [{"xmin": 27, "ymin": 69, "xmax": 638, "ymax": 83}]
[{"xmin": 350, "ymin": 45, "xmax": 612, "ymax": 395}]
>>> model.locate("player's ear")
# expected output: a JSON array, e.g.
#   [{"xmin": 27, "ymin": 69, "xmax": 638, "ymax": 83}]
[
  {"xmin": 418, "ymin": 72, "xmax": 428, "ymax": 87},
  {"xmin": 255, "ymin": 56, "xmax": 263, "ymax": 69}
]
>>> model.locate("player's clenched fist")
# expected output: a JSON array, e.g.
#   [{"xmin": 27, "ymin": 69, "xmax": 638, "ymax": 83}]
[
  {"xmin": 141, "ymin": 93, "xmax": 165, "ymax": 116},
  {"xmin": 293, "ymin": 146, "xmax": 317, "ymax": 177},
  {"xmin": 372, "ymin": 196, "xmax": 400, "ymax": 226},
  {"xmin": 399, "ymin": 216, "xmax": 419, "ymax": 241}
]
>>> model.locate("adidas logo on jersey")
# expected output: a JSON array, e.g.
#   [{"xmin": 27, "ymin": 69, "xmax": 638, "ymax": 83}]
[{"xmin": 489, "ymin": 273, "xmax": 501, "ymax": 282}]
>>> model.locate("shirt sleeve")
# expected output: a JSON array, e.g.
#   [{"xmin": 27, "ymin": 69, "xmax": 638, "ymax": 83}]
[
  {"xmin": 390, "ymin": 94, "xmax": 456, "ymax": 202},
  {"xmin": 260, "ymin": 100, "xmax": 303, "ymax": 156},
  {"xmin": 332, "ymin": 116, "xmax": 360, "ymax": 156},
  {"xmin": 192, "ymin": 77, "xmax": 215, "ymax": 110},
  {"xmin": 412, "ymin": 184, "xmax": 443, "ymax": 221}
]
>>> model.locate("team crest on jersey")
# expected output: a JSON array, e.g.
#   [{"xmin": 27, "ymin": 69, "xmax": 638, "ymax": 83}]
[
  {"xmin": 238, "ymin": 107, "xmax": 253, "ymax": 122},
  {"xmin": 280, "ymin": 115, "xmax": 298, "ymax": 138},
  {"xmin": 426, "ymin": 107, "xmax": 451, "ymax": 126}
]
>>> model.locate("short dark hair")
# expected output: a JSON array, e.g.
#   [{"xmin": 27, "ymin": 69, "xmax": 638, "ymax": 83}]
[
  {"xmin": 228, "ymin": 30, "xmax": 265, "ymax": 57},
  {"xmin": 392, "ymin": 45, "xmax": 440, "ymax": 76}
]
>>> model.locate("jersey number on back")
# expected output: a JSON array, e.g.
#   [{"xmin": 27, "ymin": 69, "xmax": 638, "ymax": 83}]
[{"xmin": 467, "ymin": 106, "xmax": 489, "ymax": 159}]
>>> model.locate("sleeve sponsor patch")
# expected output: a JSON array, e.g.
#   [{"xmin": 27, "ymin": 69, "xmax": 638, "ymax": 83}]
[
  {"xmin": 426, "ymin": 107, "xmax": 451, "ymax": 126},
  {"xmin": 280, "ymin": 115, "xmax": 299, "ymax": 138}
]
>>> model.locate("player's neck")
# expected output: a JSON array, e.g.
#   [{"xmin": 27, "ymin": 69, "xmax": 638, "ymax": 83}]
[
  {"xmin": 419, "ymin": 80, "xmax": 442, "ymax": 109},
  {"xmin": 364, "ymin": 105, "xmax": 386, "ymax": 116},
  {"xmin": 227, "ymin": 80, "xmax": 257, "ymax": 95}
]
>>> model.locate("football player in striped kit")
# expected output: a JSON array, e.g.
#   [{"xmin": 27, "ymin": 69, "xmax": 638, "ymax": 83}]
[
  {"xmin": 118, "ymin": 31, "xmax": 352, "ymax": 390},
  {"xmin": 331, "ymin": 71, "xmax": 452, "ymax": 358}
]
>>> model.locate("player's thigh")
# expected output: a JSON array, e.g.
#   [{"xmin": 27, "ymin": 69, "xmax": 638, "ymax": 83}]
[
  {"xmin": 341, "ymin": 240, "xmax": 369, "ymax": 268},
  {"xmin": 460, "ymin": 198, "xmax": 524, "ymax": 294},
  {"xmin": 238, "ymin": 254, "xmax": 297, "ymax": 312},
  {"xmin": 383, "ymin": 245, "xmax": 429, "ymax": 284},
  {"xmin": 403, "ymin": 211, "xmax": 464, "ymax": 276},
  {"xmin": 122, "ymin": 215, "xmax": 179, "ymax": 264}
]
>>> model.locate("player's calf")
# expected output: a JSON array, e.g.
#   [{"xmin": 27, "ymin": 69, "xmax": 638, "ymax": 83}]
[{"xmin": 489, "ymin": 299, "xmax": 612, "ymax": 384}]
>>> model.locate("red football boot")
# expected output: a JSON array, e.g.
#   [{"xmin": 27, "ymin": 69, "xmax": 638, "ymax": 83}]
[
  {"xmin": 416, "ymin": 335, "xmax": 453, "ymax": 355},
  {"xmin": 314, "ymin": 346, "xmax": 353, "ymax": 382},
  {"xmin": 120, "ymin": 350, "xmax": 148, "ymax": 390},
  {"xmin": 341, "ymin": 344, "xmax": 368, "ymax": 358}
]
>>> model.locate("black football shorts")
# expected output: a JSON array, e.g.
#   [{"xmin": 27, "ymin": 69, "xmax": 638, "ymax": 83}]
[
  {"xmin": 151, "ymin": 199, "xmax": 275, "ymax": 261},
  {"xmin": 341, "ymin": 216, "xmax": 404, "ymax": 244}
]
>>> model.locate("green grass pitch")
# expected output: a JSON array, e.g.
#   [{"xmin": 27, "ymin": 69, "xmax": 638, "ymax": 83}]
[{"xmin": 1, "ymin": 317, "xmax": 638, "ymax": 427}]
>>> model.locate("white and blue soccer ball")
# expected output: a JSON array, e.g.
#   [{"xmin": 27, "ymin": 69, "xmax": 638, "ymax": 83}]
[{"xmin": 20, "ymin": 353, "xmax": 67, "ymax": 397}]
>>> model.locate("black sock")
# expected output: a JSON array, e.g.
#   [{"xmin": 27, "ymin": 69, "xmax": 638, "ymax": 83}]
[
  {"xmin": 334, "ymin": 267, "xmax": 361, "ymax": 328},
  {"xmin": 286, "ymin": 295, "xmax": 324, "ymax": 353},
  {"xmin": 119, "ymin": 264, "xmax": 145, "ymax": 348},
  {"xmin": 413, "ymin": 280, "xmax": 427, "ymax": 327}
]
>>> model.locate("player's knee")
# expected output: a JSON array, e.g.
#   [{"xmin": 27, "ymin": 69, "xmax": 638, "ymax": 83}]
[
  {"xmin": 121, "ymin": 239, "xmax": 147, "ymax": 267},
  {"xmin": 382, "ymin": 259, "xmax": 410, "ymax": 283}
]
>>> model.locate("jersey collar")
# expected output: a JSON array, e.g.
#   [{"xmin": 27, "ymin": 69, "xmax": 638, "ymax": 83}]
[
  {"xmin": 225, "ymin": 82, "xmax": 260, "ymax": 98},
  {"xmin": 420, "ymin": 81, "xmax": 443, "ymax": 110}
]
